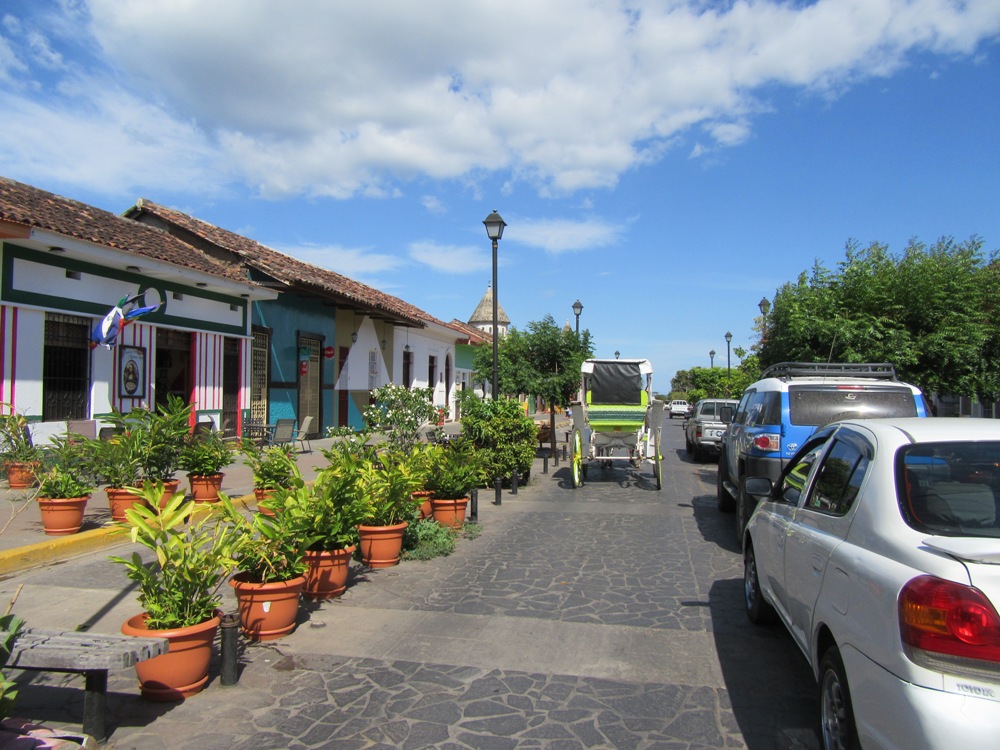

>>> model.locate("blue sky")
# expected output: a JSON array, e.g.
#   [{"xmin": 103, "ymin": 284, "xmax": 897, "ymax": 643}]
[{"xmin": 2, "ymin": 1, "xmax": 998, "ymax": 389}]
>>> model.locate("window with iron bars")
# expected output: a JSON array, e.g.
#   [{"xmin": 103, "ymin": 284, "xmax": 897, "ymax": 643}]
[{"xmin": 43, "ymin": 313, "xmax": 91, "ymax": 421}]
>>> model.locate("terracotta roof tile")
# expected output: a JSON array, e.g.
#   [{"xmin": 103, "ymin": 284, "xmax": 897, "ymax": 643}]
[
  {"xmin": 128, "ymin": 199, "xmax": 427, "ymax": 326},
  {"xmin": 0, "ymin": 176, "xmax": 248, "ymax": 282}
]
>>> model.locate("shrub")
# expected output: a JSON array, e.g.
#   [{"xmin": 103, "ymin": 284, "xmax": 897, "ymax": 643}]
[{"xmin": 460, "ymin": 395, "xmax": 536, "ymax": 483}]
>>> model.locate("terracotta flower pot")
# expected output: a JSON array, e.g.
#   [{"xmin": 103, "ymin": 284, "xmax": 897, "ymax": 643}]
[
  {"xmin": 106, "ymin": 486, "xmax": 149, "ymax": 523},
  {"xmin": 145, "ymin": 478, "xmax": 182, "ymax": 509},
  {"xmin": 430, "ymin": 496, "xmax": 469, "ymax": 529},
  {"xmin": 4, "ymin": 461, "xmax": 37, "ymax": 489},
  {"xmin": 121, "ymin": 613, "xmax": 220, "ymax": 702},
  {"xmin": 229, "ymin": 573, "xmax": 304, "ymax": 641},
  {"xmin": 36, "ymin": 495, "xmax": 89, "ymax": 535},
  {"xmin": 412, "ymin": 490, "xmax": 434, "ymax": 520},
  {"xmin": 357, "ymin": 522, "xmax": 408, "ymax": 568},
  {"xmin": 188, "ymin": 472, "xmax": 224, "ymax": 503},
  {"xmin": 253, "ymin": 488, "xmax": 278, "ymax": 516},
  {"xmin": 303, "ymin": 546, "xmax": 356, "ymax": 600}
]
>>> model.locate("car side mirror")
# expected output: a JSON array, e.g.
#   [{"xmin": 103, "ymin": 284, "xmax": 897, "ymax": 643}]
[
  {"xmin": 743, "ymin": 476, "xmax": 773, "ymax": 500},
  {"xmin": 720, "ymin": 406, "xmax": 733, "ymax": 424}
]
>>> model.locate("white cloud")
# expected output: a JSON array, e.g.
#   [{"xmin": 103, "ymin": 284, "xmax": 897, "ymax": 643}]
[
  {"xmin": 2, "ymin": 0, "xmax": 998, "ymax": 198},
  {"xmin": 513, "ymin": 217, "xmax": 624, "ymax": 253},
  {"xmin": 409, "ymin": 241, "xmax": 491, "ymax": 273},
  {"xmin": 275, "ymin": 243, "xmax": 405, "ymax": 278}
]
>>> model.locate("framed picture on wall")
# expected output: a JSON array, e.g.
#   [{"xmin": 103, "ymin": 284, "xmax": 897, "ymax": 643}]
[{"xmin": 119, "ymin": 346, "xmax": 146, "ymax": 399}]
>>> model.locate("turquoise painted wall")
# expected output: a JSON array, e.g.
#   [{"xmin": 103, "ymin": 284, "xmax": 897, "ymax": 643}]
[{"xmin": 251, "ymin": 295, "xmax": 335, "ymax": 429}]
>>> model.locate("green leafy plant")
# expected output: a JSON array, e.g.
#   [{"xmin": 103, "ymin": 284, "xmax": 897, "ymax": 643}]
[
  {"xmin": 86, "ymin": 425, "xmax": 143, "ymax": 488},
  {"xmin": 357, "ymin": 447, "xmax": 423, "ymax": 527},
  {"xmin": 130, "ymin": 396, "xmax": 192, "ymax": 482},
  {"xmin": 36, "ymin": 435, "xmax": 96, "ymax": 499},
  {"xmin": 240, "ymin": 440, "xmax": 298, "ymax": 491},
  {"xmin": 109, "ymin": 483, "xmax": 243, "ymax": 629},
  {"xmin": 426, "ymin": 438, "xmax": 482, "ymax": 499},
  {"xmin": 402, "ymin": 518, "xmax": 456, "ymax": 560},
  {"xmin": 0, "ymin": 613, "xmax": 24, "ymax": 721},
  {"xmin": 363, "ymin": 383, "xmax": 437, "ymax": 453},
  {"xmin": 0, "ymin": 402, "xmax": 42, "ymax": 467},
  {"xmin": 179, "ymin": 427, "xmax": 235, "ymax": 476},
  {"xmin": 460, "ymin": 394, "xmax": 536, "ymax": 484},
  {"xmin": 218, "ymin": 494, "xmax": 307, "ymax": 583},
  {"xmin": 281, "ymin": 442, "xmax": 369, "ymax": 551}
]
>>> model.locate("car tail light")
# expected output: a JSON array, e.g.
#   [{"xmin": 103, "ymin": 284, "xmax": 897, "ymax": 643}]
[
  {"xmin": 899, "ymin": 576, "xmax": 1000, "ymax": 665},
  {"xmin": 696, "ymin": 427, "xmax": 702, "ymax": 439},
  {"xmin": 752, "ymin": 434, "xmax": 780, "ymax": 451}
]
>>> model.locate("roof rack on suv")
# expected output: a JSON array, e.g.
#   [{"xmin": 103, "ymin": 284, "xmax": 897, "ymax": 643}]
[{"xmin": 760, "ymin": 362, "xmax": 898, "ymax": 381}]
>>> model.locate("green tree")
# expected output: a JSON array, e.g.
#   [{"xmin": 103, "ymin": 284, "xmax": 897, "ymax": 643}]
[
  {"xmin": 759, "ymin": 237, "xmax": 997, "ymax": 400},
  {"xmin": 473, "ymin": 315, "xmax": 594, "ymax": 459}
]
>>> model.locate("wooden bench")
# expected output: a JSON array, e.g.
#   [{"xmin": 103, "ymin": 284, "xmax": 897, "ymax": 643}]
[{"xmin": 3, "ymin": 627, "xmax": 168, "ymax": 742}]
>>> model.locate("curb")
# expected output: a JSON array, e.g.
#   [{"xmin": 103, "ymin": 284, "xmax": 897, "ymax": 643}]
[{"xmin": 0, "ymin": 492, "xmax": 258, "ymax": 578}]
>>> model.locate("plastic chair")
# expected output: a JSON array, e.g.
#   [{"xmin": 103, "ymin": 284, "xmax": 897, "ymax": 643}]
[
  {"xmin": 292, "ymin": 415, "xmax": 313, "ymax": 453},
  {"xmin": 270, "ymin": 418, "xmax": 296, "ymax": 447}
]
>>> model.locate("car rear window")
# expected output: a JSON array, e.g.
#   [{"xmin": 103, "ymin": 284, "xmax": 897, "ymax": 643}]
[
  {"xmin": 700, "ymin": 402, "xmax": 717, "ymax": 417},
  {"xmin": 788, "ymin": 386, "xmax": 917, "ymax": 427},
  {"xmin": 898, "ymin": 442, "xmax": 1000, "ymax": 538}
]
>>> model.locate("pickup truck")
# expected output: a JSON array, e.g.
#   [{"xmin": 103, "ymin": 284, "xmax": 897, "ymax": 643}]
[{"xmin": 685, "ymin": 399, "xmax": 738, "ymax": 462}]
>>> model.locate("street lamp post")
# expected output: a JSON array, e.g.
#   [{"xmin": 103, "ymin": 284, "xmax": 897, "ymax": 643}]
[
  {"xmin": 758, "ymin": 297, "xmax": 770, "ymax": 317},
  {"xmin": 483, "ymin": 210, "xmax": 506, "ymax": 509},
  {"xmin": 483, "ymin": 211, "xmax": 506, "ymax": 402},
  {"xmin": 572, "ymin": 299, "xmax": 583, "ymax": 337},
  {"xmin": 724, "ymin": 331, "xmax": 733, "ymax": 377},
  {"xmin": 614, "ymin": 350, "xmax": 620, "ymax": 360},
  {"xmin": 709, "ymin": 349, "xmax": 716, "ymax": 368}
]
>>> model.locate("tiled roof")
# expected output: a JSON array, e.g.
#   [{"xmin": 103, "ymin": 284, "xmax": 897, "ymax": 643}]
[
  {"xmin": 447, "ymin": 318, "xmax": 492, "ymax": 345},
  {"xmin": 469, "ymin": 284, "xmax": 510, "ymax": 326},
  {"xmin": 127, "ymin": 199, "xmax": 426, "ymax": 326},
  {"xmin": 0, "ymin": 176, "xmax": 248, "ymax": 282}
]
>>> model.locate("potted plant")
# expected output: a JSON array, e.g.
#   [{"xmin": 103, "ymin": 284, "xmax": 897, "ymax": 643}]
[
  {"xmin": 179, "ymin": 425, "xmax": 234, "ymax": 502},
  {"xmin": 132, "ymin": 396, "xmax": 191, "ymax": 503},
  {"xmin": 240, "ymin": 439, "xmax": 298, "ymax": 515},
  {"xmin": 0, "ymin": 403, "xmax": 42, "ymax": 489},
  {"xmin": 426, "ymin": 438, "xmax": 481, "ymax": 529},
  {"xmin": 356, "ymin": 446, "xmax": 424, "ymax": 568},
  {"xmin": 284, "ymin": 441, "xmax": 369, "ymax": 599},
  {"xmin": 35, "ymin": 436, "xmax": 96, "ymax": 535},
  {"xmin": 218, "ymin": 495, "xmax": 307, "ymax": 641},
  {"xmin": 85, "ymin": 420, "xmax": 146, "ymax": 521},
  {"xmin": 112, "ymin": 484, "xmax": 243, "ymax": 701}
]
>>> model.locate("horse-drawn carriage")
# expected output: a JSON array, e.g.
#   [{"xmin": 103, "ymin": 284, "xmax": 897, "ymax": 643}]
[{"xmin": 569, "ymin": 358, "xmax": 664, "ymax": 489}]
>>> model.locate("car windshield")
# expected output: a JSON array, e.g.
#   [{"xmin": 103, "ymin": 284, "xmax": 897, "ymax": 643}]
[
  {"xmin": 788, "ymin": 386, "xmax": 917, "ymax": 426},
  {"xmin": 898, "ymin": 442, "xmax": 1000, "ymax": 538}
]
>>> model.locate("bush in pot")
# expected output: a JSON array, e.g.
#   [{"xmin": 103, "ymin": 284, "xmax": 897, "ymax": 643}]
[
  {"xmin": 239, "ymin": 440, "xmax": 298, "ymax": 514},
  {"xmin": 110, "ymin": 483, "xmax": 243, "ymax": 700},
  {"xmin": 355, "ymin": 446, "xmax": 424, "ymax": 568},
  {"xmin": 179, "ymin": 426, "xmax": 234, "ymax": 502},
  {"xmin": 85, "ymin": 423, "xmax": 146, "ymax": 521},
  {"xmin": 131, "ymin": 396, "xmax": 191, "ymax": 491},
  {"xmin": 35, "ymin": 435, "xmax": 97, "ymax": 535},
  {"xmin": 282, "ymin": 443, "xmax": 369, "ymax": 599},
  {"xmin": 425, "ymin": 437, "xmax": 482, "ymax": 529},
  {"xmin": 0, "ymin": 403, "xmax": 42, "ymax": 488},
  {"xmin": 217, "ymin": 495, "xmax": 308, "ymax": 640}
]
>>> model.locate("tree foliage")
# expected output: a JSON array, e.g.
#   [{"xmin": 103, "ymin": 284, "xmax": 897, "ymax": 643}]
[
  {"xmin": 473, "ymin": 315, "xmax": 594, "ymax": 403},
  {"xmin": 759, "ymin": 237, "xmax": 998, "ymax": 399}
]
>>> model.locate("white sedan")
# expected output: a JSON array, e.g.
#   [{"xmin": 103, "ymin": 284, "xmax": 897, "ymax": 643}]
[{"xmin": 741, "ymin": 417, "xmax": 1000, "ymax": 750}]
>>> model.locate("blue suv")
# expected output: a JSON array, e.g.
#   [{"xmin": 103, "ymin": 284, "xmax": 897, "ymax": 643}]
[{"xmin": 717, "ymin": 362, "xmax": 929, "ymax": 540}]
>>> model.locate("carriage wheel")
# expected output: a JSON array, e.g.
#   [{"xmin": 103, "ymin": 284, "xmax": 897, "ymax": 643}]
[
  {"xmin": 653, "ymin": 429, "xmax": 662, "ymax": 490},
  {"xmin": 571, "ymin": 428, "xmax": 584, "ymax": 488}
]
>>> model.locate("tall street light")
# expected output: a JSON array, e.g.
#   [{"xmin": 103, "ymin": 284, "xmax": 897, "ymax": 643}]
[
  {"xmin": 709, "ymin": 349, "xmax": 716, "ymax": 368},
  {"xmin": 758, "ymin": 297, "xmax": 770, "ymax": 317},
  {"xmin": 483, "ymin": 210, "xmax": 506, "ymax": 402},
  {"xmin": 572, "ymin": 299, "xmax": 583, "ymax": 336},
  {"xmin": 725, "ymin": 331, "xmax": 733, "ymax": 377}
]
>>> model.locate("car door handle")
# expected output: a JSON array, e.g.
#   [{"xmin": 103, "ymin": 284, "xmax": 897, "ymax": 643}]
[{"xmin": 811, "ymin": 554, "xmax": 824, "ymax": 572}]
